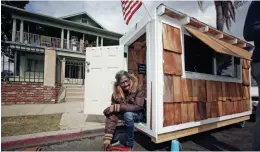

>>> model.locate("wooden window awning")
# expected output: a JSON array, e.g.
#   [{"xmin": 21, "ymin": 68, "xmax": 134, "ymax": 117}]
[{"xmin": 184, "ymin": 26, "xmax": 252, "ymax": 60}]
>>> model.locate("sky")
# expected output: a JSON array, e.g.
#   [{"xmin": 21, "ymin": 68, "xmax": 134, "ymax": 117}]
[{"xmin": 24, "ymin": 0, "xmax": 252, "ymax": 41}]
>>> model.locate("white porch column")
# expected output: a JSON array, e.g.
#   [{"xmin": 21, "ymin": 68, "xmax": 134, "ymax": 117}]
[
  {"xmin": 101, "ymin": 37, "xmax": 103, "ymax": 46},
  {"xmin": 79, "ymin": 34, "xmax": 85, "ymax": 53},
  {"xmin": 12, "ymin": 18, "xmax": 17, "ymax": 42},
  {"xmin": 96, "ymin": 36, "xmax": 99, "ymax": 47},
  {"xmin": 60, "ymin": 29, "xmax": 64, "ymax": 48},
  {"xmin": 20, "ymin": 20, "xmax": 24, "ymax": 43},
  {"xmin": 67, "ymin": 30, "xmax": 70, "ymax": 49},
  {"xmin": 44, "ymin": 48, "xmax": 56, "ymax": 86},
  {"xmin": 82, "ymin": 34, "xmax": 85, "ymax": 52}
]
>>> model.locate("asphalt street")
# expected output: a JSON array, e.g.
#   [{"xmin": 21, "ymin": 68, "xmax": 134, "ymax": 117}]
[{"xmin": 34, "ymin": 121, "xmax": 255, "ymax": 151}]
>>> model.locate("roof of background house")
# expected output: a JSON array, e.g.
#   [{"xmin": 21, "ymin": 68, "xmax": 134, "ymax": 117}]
[
  {"xmin": 58, "ymin": 12, "xmax": 107, "ymax": 30},
  {"xmin": 1, "ymin": 4, "xmax": 123, "ymax": 39}
]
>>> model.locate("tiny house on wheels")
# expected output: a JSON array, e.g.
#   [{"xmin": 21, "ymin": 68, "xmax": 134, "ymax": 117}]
[{"xmin": 84, "ymin": 4, "xmax": 254, "ymax": 146}]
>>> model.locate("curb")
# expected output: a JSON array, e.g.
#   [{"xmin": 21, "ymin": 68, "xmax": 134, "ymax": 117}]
[{"xmin": 1, "ymin": 127, "xmax": 105, "ymax": 150}]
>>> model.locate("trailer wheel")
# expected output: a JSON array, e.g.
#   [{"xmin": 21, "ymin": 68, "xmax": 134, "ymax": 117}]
[
  {"xmin": 171, "ymin": 140, "xmax": 181, "ymax": 151},
  {"xmin": 239, "ymin": 121, "xmax": 246, "ymax": 128}
]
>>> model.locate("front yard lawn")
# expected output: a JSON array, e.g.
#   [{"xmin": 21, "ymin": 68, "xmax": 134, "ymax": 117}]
[{"xmin": 1, "ymin": 113, "xmax": 62, "ymax": 137}]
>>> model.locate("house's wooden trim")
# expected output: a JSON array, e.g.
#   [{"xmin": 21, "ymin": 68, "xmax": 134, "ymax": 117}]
[
  {"xmin": 237, "ymin": 43, "xmax": 247, "ymax": 48},
  {"xmin": 215, "ymin": 33, "xmax": 224, "ymax": 39},
  {"xmin": 227, "ymin": 39, "xmax": 238, "ymax": 44},
  {"xmin": 157, "ymin": 5, "xmax": 253, "ymax": 50},
  {"xmin": 236, "ymin": 40, "xmax": 247, "ymax": 48},
  {"xmin": 199, "ymin": 26, "xmax": 209, "ymax": 32},
  {"xmin": 152, "ymin": 115, "xmax": 250, "ymax": 143}
]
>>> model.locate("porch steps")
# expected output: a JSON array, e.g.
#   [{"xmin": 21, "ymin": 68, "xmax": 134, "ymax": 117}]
[
  {"xmin": 65, "ymin": 85, "xmax": 84, "ymax": 102},
  {"xmin": 65, "ymin": 85, "xmax": 84, "ymax": 89},
  {"xmin": 66, "ymin": 92, "xmax": 84, "ymax": 96},
  {"xmin": 66, "ymin": 88, "xmax": 84, "ymax": 93},
  {"xmin": 65, "ymin": 97, "xmax": 84, "ymax": 102}
]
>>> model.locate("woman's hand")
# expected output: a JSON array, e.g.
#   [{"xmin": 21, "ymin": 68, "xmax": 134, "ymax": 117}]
[
  {"xmin": 109, "ymin": 104, "xmax": 120, "ymax": 113},
  {"xmin": 103, "ymin": 104, "xmax": 121, "ymax": 116},
  {"xmin": 102, "ymin": 143, "xmax": 110, "ymax": 151}
]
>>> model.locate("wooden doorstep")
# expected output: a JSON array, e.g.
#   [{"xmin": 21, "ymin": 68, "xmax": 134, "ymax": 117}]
[{"xmin": 151, "ymin": 115, "xmax": 250, "ymax": 144}]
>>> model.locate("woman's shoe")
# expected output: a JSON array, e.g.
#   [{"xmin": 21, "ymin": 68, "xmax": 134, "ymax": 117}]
[{"xmin": 111, "ymin": 139, "xmax": 120, "ymax": 146}]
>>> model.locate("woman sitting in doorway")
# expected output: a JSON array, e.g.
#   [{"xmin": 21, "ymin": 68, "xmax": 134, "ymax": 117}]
[{"xmin": 102, "ymin": 70, "xmax": 146, "ymax": 151}]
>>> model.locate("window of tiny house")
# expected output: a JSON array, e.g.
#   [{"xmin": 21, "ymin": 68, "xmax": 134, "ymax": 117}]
[{"xmin": 183, "ymin": 33, "xmax": 242, "ymax": 83}]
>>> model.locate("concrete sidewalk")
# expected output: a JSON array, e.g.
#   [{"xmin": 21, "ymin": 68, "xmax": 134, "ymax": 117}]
[
  {"xmin": 2, "ymin": 102, "xmax": 84, "ymax": 117},
  {"xmin": 1, "ymin": 102, "xmax": 106, "ymax": 133}
]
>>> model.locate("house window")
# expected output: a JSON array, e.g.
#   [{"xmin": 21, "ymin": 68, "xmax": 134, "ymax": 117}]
[
  {"xmin": 184, "ymin": 35, "xmax": 214, "ymax": 75},
  {"xmin": 216, "ymin": 53, "xmax": 241, "ymax": 78},
  {"xmin": 184, "ymin": 34, "xmax": 241, "ymax": 80},
  {"xmin": 82, "ymin": 19, "xmax": 88, "ymax": 24},
  {"xmin": 27, "ymin": 59, "xmax": 44, "ymax": 72}
]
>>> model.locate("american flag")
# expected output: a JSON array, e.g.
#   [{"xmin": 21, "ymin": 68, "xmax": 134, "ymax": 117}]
[{"xmin": 121, "ymin": 0, "xmax": 143, "ymax": 25}]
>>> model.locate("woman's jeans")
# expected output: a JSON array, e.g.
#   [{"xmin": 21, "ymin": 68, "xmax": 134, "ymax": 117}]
[
  {"xmin": 251, "ymin": 62, "xmax": 260, "ymax": 151},
  {"xmin": 112, "ymin": 112, "xmax": 143, "ymax": 148}
]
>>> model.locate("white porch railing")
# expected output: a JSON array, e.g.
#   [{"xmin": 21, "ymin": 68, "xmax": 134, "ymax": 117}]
[{"xmin": 15, "ymin": 31, "xmax": 86, "ymax": 52}]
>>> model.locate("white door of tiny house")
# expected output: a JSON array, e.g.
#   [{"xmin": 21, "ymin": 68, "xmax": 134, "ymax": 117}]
[{"xmin": 84, "ymin": 46, "xmax": 125, "ymax": 115}]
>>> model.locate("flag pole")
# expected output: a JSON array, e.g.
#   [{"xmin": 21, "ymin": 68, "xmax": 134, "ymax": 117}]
[{"xmin": 141, "ymin": 1, "xmax": 153, "ymax": 20}]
